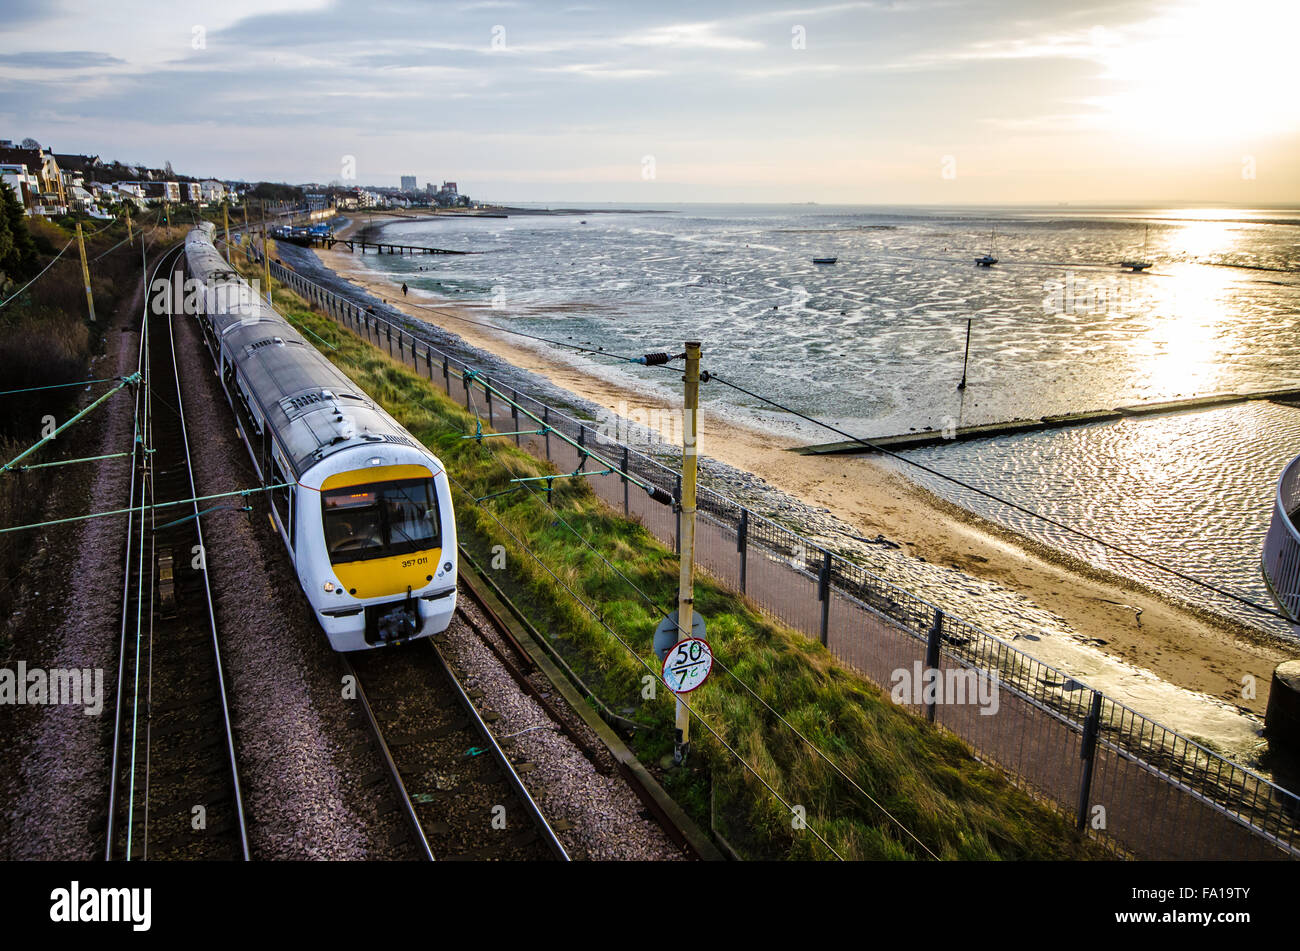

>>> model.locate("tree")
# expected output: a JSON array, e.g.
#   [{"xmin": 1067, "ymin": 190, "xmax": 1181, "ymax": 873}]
[
  {"xmin": 19, "ymin": 137, "xmax": 40, "ymax": 150},
  {"xmin": 0, "ymin": 181, "xmax": 37, "ymax": 283}
]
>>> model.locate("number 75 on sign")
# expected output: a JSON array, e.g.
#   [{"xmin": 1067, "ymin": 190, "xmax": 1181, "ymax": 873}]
[{"xmin": 662, "ymin": 637, "xmax": 713, "ymax": 694}]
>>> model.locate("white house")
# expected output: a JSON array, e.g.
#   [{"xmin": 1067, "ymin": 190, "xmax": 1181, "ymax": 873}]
[{"xmin": 199, "ymin": 179, "xmax": 226, "ymax": 202}]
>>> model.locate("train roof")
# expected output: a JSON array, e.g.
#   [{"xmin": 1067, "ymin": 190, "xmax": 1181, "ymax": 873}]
[{"xmin": 185, "ymin": 228, "xmax": 429, "ymax": 479}]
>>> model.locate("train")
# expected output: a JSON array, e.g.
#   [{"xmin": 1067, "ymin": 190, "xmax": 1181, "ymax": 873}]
[{"xmin": 182, "ymin": 223, "xmax": 457, "ymax": 651}]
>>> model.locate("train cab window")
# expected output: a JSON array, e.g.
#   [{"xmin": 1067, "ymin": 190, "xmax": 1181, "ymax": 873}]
[{"xmin": 321, "ymin": 478, "xmax": 440, "ymax": 563}]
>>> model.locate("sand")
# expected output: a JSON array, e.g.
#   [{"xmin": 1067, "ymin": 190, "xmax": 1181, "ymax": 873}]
[{"xmin": 307, "ymin": 225, "xmax": 1298, "ymax": 755}]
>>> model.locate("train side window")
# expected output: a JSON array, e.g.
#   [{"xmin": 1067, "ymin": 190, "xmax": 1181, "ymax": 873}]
[{"xmin": 270, "ymin": 457, "xmax": 292, "ymax": 532}]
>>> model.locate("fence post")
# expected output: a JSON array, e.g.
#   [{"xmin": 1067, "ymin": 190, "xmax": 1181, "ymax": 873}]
[
  {"xmin": 512, "ymin": 389, "xmax": 521, "ymax": 445},
  {"xmin": 1077, "ymin": 691, "xmax": 1104, "ymax": 831},
  {"xmin": 738, "ymin": 509, "xmax": 748, "ymax": 594},
  {"xmin": 426, "ymin": 346, "xmax": 433, "ymax": 380},
  {"xmin": 485, "ymin": 378, "xmax": 493, "ymax": 428},
  {"xmin": 443, "ymin": 355, "xmax": 450, "ymax": 395},
  {"xmin": 818, "ymin": 551, "xmax": 832, "ymax": 647},
  {"xmin": 622, "ymin": 445, "xmax": 630, "ymax": 515},
  {"xmin": 543, "ymin": 406, "xmax": 551, "ymax": 461},
  {"xmin": 925, "ymin": 609, "xmax": 943, "ymax": 723}
]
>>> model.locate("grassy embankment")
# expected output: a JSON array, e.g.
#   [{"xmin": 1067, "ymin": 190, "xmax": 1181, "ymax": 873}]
[{"xmin": 250, "ymin": 255, "xmax": 1108, "ymax": 860}]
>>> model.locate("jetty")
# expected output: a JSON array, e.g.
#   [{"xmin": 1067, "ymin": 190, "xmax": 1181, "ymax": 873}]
[
  {"xmin": 277, "ymin": 232, "xmax": 469, "ymax": 255},
  {"xmin": 794, "ymin": 386, "xmax": 1300, "ymax": 455}
]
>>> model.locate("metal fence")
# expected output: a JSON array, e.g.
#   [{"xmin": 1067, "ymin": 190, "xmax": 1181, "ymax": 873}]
[{"xmin": 268, "ymin": 256, "xmax": 1300, "ymax": 861}]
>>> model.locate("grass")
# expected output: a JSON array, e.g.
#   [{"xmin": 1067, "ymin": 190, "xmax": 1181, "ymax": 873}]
[{"xmin": 251, "ymin": 256, "xmax": 1110, "ymax": 861}]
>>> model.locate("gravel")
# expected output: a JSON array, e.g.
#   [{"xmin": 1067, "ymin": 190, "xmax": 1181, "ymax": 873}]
[
  {"xmin": 0, "ymin": 289, "xmax": 143, "ymax": 860},
  {"xmin": 442, "ymin": 595, "xmax": 685, "ymax": 861}
]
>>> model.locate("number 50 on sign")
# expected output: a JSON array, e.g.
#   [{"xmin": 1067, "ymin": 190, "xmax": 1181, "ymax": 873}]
[{"xmin": 662, "ymin": 637, "xmax": 713, "ymax": 694}]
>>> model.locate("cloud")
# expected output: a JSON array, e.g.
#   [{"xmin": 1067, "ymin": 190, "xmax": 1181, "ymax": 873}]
[
  {"xmin": 0, "ymin": 50, "xmax": 126, "ymax": 69},
  {"xmin": 541, "ymin": 62, "xmax": 665, "ymax": 79},
  {"xmin": 618, "ymin": 22, "xmax": 765, "ymax": 51}
]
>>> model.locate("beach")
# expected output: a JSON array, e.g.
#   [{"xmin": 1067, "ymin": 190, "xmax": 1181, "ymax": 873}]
[{"xmin": 303, "ymin": 213, "xmax": 1296, "ymax": 759}]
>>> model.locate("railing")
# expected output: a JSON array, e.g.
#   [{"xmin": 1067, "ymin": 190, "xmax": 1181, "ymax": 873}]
[
  {"xmin": 1263, "ymin": 452, "xmax": 1300, "ymax": 621},
  {"xmin": 261, "ymin": 251, "xmax": 1300, "ymax": 860}
]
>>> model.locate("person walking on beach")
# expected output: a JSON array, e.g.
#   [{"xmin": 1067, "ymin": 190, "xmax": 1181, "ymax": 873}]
[{"xmin": 401, "ymin": 282, "xmax": 408, "ymax": 297}]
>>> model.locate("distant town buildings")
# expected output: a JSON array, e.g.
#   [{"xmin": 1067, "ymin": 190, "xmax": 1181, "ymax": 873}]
[
  {"xmin": 0, "ymin": 134, "xmax": 481, "ymax": 219},
  {"xmin": 0, "ymin": 136, "xmax": 255, "ymax": 218}
]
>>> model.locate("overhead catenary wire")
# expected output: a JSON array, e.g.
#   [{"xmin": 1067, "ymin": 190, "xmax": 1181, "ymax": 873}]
[
  {"xmin": 0, "ymin": 238, "xmax": 76, "ymax": 310},
  {"xmin": 250, "ymin": 249, "xmax": 856, "ymax": 856},
  {"xmin": 324, "ymin": 245, "xmax": 1289, "ymax": 624},
  {"xmin": 264, "ymin": 256, "xmax": 675, "ymax": 503},
  {"xmin": 265, "ymin": 237, "xmax": 939, "ymax": 858},
  {"xmin": 706, "ymin": 372, "xmax": 1295, "ymax": 624},
  {"xmin": 0, "ymin": 483, "xmax": 292, "ymax": 535},
  {"xmin": 460, "ymin": 381, "xmax": 942, "ymax": 858},
  {"xmin": 449, "ymin": 467, "xmax": 852, "ymax": 862}
]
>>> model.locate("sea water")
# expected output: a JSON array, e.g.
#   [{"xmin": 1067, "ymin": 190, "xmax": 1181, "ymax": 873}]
[{"xmin": 354, "ymin": 203, "xmax": 1300, "ymax": 635}]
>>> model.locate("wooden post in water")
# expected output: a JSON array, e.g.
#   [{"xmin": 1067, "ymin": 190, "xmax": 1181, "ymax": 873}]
[{"xmin": 957, "ymin": 318, "xmax": 972, "ymax": 391}]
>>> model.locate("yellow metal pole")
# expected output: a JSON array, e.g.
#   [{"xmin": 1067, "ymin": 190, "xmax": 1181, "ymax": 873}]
[
  {"xmin": 223, "ymin": 203, "xmax": 230, "ymax": 253},
  {"xmin": 75, "ymin": 222, "xmax": 96, "ymax": 324},
  {"xmin": 673, "ymin": 340, "xmax": 701, "ymax": 764},
  {"xmin": 261, "ymin": 205, "xmax": 272, "ymax": 303},
  {"xmin": 125, "ymin": 208, "xmax": 132, "ymax": 245}
]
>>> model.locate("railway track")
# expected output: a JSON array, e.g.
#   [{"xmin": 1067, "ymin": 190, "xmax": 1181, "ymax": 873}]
[
  {"xmin": 104, "ymin": 243, "xmax": 249, "ymax": 860},
  {"xmin": 341, "ymin": 597, "xmax": 571, "ymax": 861}
]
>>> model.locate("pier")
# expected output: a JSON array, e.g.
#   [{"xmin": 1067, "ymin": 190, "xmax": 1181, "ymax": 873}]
[
  {"xmin": 277, "ymin": 232, "xmax": 469, "ymax": 255},
  {"xmin": 794, "ymin": 386, "xmax": 1300, "ymax": 455}
]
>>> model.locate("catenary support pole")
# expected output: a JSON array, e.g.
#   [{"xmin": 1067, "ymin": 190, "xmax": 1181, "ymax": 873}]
[{"xmin": 674, "ymin": 341, "xmax": 702, "ymax": 765}]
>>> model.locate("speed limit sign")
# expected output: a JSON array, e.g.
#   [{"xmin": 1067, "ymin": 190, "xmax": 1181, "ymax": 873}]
[{"xmin": 662, "ymin": 637, "xmax": 713, "ymax": 694}]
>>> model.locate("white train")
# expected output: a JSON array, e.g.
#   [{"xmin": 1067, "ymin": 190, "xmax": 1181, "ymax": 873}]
[{"xmin": 183, "ymin": 224, "xmax": 457, "ymax": 650}]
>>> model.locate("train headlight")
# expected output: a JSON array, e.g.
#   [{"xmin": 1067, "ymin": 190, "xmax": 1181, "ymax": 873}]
[{"xmin": 323, "ymin": 581, "xmax": 336, "ymax": 593}]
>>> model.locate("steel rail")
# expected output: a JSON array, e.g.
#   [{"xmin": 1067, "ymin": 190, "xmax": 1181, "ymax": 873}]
[
  {"xmin": 164, "ymin": 249, "xmax": 251, "ymax": 859},
  {"xmin": 338, "ymin": 652, "xmax": 435, "ymax": 860},
  {"xmin": 424, "ymin": 633, "xmax": 571, "ymax": 862},
  {"xmin": 106, "ymin": 240, "xmax": 178, "ymax": 859}
]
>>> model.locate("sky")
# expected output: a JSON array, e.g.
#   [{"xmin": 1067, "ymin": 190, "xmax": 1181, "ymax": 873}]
[{"xmin": 1, "ymin": 0, "xmax": 1298, "ymax": 204}]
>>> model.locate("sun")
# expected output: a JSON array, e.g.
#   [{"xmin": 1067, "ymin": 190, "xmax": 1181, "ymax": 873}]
[{"xmin": 1092, "ymin": 0, "xmax": 1300, "ymax": 144}]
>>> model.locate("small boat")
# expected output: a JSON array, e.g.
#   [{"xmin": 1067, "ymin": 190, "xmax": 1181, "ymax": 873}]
[
  {"xmin": 812, "ymin": 256, "xmax": 837, "ymax": 264},
  {"xmin": 1120, "ymin": 224, "xmax": 1153, "ymax": 272},
  {"xmin": 975, "ymin": 226, "xmax": 997, "ymax": 266}
]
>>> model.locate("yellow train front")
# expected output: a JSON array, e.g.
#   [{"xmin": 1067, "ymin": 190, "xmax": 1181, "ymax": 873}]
[{"xmin": 184, "ymin": 224, "xmax": 457, "ymax": 650}]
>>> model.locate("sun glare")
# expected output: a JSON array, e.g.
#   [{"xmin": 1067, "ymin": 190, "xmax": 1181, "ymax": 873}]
[{"xmin": 1095, "ymin": 0, "xmax": 1300, "ymax": 143}]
